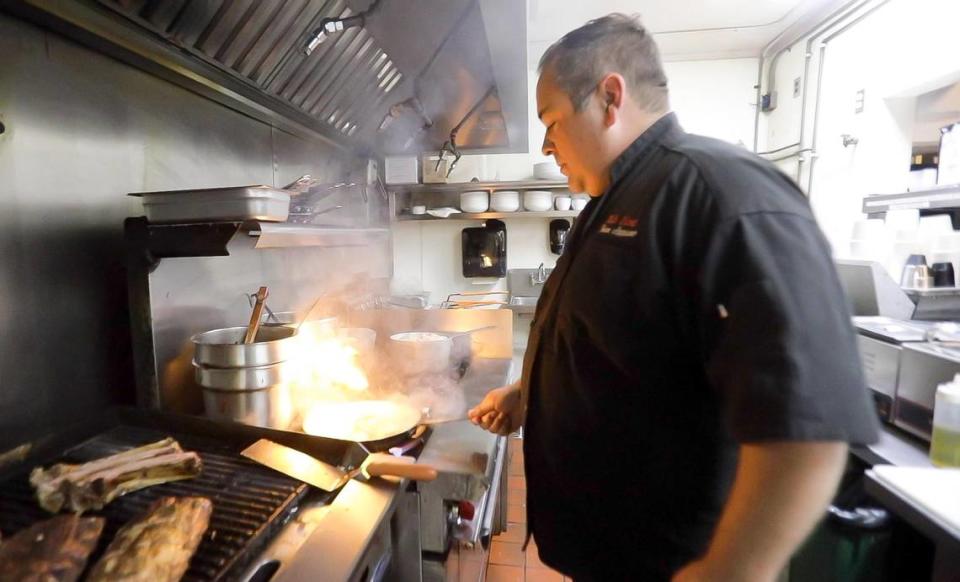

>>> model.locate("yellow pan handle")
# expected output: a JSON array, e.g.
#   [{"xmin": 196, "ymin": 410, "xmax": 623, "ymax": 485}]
[{"xmin": 364, "ymin": 461, "xmax": 439, "ymax": 481}]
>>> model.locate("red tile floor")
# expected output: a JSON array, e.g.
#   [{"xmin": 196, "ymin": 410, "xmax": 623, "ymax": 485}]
[{"xmin": 445, "ymin": 434, "xmax": 572, "ymax": 582}]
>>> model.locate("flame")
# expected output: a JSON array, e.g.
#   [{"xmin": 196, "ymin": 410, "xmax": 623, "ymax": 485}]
[{"xmin": 289, "ymin": 325, "xmax": 370, "ymax": 416}]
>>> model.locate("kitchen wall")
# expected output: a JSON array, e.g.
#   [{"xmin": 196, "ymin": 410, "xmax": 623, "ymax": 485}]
[
  {"xmin": 0, "ymin": 14, "xmax": 382, "ymax": 448},
  {"xmin": 391, "ymin": 57, "xmax": 761, "ymax": 303},
  {"xmin": 757, "ymin": 0, "xmax": 960, "ymax": 254}
]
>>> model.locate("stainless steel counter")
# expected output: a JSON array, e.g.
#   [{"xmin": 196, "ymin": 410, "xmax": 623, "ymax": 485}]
[{"xmin": 418, "ymin": 358, "xmax": 512, "ymax": 555}]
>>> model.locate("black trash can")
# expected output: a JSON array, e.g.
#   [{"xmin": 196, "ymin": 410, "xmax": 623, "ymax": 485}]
[{"xmin": 790, "ymin": 502, "xmax": 892, "ymax": 582}]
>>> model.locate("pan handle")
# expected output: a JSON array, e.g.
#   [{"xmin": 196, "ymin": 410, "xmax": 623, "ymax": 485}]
[{"xmin": 364, "ymin": 460, "xmax": 438, "ymax": 481}]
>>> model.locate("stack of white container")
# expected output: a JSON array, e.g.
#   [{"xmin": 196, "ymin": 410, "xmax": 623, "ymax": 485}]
[{"xmin": 848, "ymin": 209, "xmax": 960, "ymax": 287}]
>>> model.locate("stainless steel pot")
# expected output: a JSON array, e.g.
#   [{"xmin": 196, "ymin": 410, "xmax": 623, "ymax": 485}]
[
  {"xmin": 193, "ymin": 361, "xmax": 293, "ymax": 429},
  {"xmin": 192, "ymin": 326, "xmax": 297, "ymax": 368},
  {"xmin": 387, "ymin": 332, "xmax": 453, "ymax": 376},
  {"xmin": 200, "ymin": 384, "xmax": 293, "ymax": 429},
  {"xmin": 193, "ymin": 361, "xmax": 288, "ymax": 389}
]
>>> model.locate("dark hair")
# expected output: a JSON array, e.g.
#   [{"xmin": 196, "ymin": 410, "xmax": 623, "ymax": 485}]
[{"xmin": 538, "ymin": 13, "xmax": 669, "ymax": 113}]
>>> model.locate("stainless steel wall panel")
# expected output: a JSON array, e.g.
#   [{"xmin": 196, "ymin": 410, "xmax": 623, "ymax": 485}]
[
  {"xmin": 313, "ymin": 47, "xmax": 383, "ymax": 119},
  {"xmin": 288, "ymin": 21, "xmax": 361, "ymax": 106},
  {"xmin": 139, "ymin": 0, "xmax": 188, "ymax": 33},
  {"xmin": 302, "ymin": 36, "xmax": 375, "ymax": 115},
  {"xmin": 214, "ymin": 0, "xmax": 286, "ymax": 67},
  {"xmin": 194, "ymin": 0, "xmax": 257, "ymax": 59},
  {"xmin": 260, "ymin": 0, "xmax": 343, "ymax": 92},
  {"xmin": 235, "ymin": 0, "xmax": 314, "ymax": 79},
  {"xmin": 0, "ymin": 13, "xmax": 382, "ymax": 448},
  {"xmin": 166, "ymin": 0, "xmax": 227, "ymax": 46}
]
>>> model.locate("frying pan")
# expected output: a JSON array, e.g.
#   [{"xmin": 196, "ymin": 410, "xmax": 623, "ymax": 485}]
[{"xmin": 300, "ymin": 400, "xmax": 467, "ymax": 452}]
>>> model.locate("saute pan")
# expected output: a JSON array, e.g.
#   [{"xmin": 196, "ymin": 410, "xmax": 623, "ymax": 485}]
[{"xmin": 300, "ymin": 400, "xmax": 466, "ymax": 452}]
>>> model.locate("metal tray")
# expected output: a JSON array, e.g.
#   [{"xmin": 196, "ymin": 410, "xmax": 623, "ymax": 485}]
[{"xmin": 130, "ymin": 185, "xmax": 290, "ymax": 223}]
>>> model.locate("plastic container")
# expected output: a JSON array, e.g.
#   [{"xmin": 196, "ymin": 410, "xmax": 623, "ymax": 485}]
[{"xmin": 930, "ymin": 376, "xmax": 960, "ymax": 467}]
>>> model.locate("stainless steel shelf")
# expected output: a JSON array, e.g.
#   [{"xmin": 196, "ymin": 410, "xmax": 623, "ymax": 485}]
[
  {"xmin": 390, "ymin": 180, "xmax": 569, "ymax": 193},
  {"xmin": 245, "ymin": 222, "xmax": 390, "ymax": 247},
  {"xmin": 395, "ymin": 211, "xmax": 580, "ymax": 221},
  {"xmin": 863, "ymin": 184, "xmax": 960, "ymax": 215}
]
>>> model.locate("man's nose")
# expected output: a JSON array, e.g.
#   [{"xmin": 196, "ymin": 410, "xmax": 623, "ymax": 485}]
[{"xmin": 541, "ymin": 134, "xmax": 554, "ymax": 157}]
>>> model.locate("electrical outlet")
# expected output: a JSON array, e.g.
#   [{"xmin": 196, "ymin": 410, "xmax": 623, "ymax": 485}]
[
  {"xmin": 855, "ymin": 89, "xmax": 865, "ymax": 114},
  {"xmin": 793, "ymin": 77, "xmax": 801, "ymax": 98}
]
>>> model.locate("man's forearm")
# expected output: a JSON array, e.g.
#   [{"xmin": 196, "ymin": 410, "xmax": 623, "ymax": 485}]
[{"xmin": 697, "ymin": 442, "xmax": 848, "ymax": 581}]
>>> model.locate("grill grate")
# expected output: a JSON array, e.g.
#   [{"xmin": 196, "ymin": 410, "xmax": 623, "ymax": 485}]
[{"xmin": 0, "ymin": 425, "xmax": 309, "ymax": 581}]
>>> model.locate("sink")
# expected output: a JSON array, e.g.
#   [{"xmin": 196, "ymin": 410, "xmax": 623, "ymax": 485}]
[{"xmin": 507, "ymin": 296, "xmax": 539, "ymax": 314}]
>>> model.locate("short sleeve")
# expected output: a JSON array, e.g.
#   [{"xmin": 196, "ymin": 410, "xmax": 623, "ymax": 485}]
[{"xmin": 699, "ymin": 212, "xmax": 879, "ymax": 444}]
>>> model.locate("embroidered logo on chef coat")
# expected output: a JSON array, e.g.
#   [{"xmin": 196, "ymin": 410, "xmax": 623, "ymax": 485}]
[{"xmin": 598, "ymin": 214, "xmax": 639, "ymax": 238}]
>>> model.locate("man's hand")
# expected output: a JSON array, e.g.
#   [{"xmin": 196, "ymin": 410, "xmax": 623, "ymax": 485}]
[{"xmin": 468, "ymin": 383, "xmax": 523, "ymax": 435}]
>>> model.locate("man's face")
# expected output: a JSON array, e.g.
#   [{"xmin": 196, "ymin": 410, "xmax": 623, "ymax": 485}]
[{"xmin": 536, "ymin": 69, "xmax": 609, "ymax": 196}]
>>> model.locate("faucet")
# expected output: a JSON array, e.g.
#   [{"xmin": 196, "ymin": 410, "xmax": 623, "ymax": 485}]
[{"xmin": 530, "ymin": 263, "xmax": 548, "ymax": 286}]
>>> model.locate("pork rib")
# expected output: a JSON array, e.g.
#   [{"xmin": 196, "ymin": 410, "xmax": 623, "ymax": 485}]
[
  {"xmin": 0, "ymin": 514, "xmax": 105, "ymax": 582},
  {"xmin": 86, "ymin": 496, "xmax": 213, "ymax": 582},
  {"xmin": 30, "ymin": 438, "xmax": 203, "ymax": 513}
]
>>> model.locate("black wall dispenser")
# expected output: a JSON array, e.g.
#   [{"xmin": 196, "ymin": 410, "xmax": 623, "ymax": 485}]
[
  {"xmin": 462, "ymin": 219, "xmax": 507, "ymax": 278},
  {"xmin": 550, "ymin": 218, "xmax": 571, "ymax": 255}
]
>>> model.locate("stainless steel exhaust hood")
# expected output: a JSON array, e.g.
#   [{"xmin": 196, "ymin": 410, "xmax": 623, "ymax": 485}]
[{"xmin": 2, "ymin": 0, "xmax": 528, "ymax": 155}]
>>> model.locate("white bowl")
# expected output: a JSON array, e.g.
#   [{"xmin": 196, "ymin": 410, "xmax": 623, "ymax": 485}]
[
  {"xmin": 460, "ymin": 191, "xmax": 489, "ymax": 213},
  {"xmin": 524, "ymin": 190, "xmax": 553, "ymax": 212},
  {"xmin": 533, "ymin": 162, "xmax": 564, "ymax": 181},
  {"xmin": 572, "ymin": 196, "xmax": 588, "ymax": 211},
  {"xmin": 554, "ymin": 196, "xmax": 572, "ymax": 211},
  {"xmin": 491, "ymin": 190, "xmax": 520, "ymax": 212}
]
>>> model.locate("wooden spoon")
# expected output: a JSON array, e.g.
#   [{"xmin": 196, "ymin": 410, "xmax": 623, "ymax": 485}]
[{"xmin": 243, "ymin": 286, "xmax": 269, "ymax": 344}]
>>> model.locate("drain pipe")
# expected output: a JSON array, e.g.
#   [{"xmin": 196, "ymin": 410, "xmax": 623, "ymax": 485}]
[{"xmin": 807, "ymin": 0, "xmax": 893, "ymax": 195}]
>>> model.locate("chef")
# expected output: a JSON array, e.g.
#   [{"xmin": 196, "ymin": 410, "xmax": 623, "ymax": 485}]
[{"xmin": 469, "ymin": 13, "xmax": 878, "ymax": 582}]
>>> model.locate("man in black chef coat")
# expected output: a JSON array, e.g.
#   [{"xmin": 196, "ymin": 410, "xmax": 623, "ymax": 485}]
[{"xmin": 469, "ymin": 13, "xmax": 878, "ymax": 582}]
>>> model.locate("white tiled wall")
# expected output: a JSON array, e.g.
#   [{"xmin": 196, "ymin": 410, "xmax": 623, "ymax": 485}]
[{"xmin": 391, "ymin": 218, "xmax": 561, "ymax": 304}]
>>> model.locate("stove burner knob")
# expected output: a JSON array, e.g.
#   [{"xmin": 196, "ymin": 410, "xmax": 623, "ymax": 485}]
[{"xmin": 457, "ymin": 500, "xmax": 476, "ymax": 521}]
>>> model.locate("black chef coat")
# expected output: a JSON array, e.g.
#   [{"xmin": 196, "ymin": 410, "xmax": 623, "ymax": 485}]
[{"xmin": 521, "ymin": 113, "xmax": 879, "ymax": 581}]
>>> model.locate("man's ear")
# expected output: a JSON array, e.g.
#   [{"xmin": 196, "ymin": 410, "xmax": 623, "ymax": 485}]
[{"xmin": 598, "ymin": 73, "xmax": 626, "ymax": 128}]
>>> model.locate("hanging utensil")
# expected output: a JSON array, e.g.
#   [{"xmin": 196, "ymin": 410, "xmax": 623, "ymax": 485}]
[
  {"xmin": 241, "ymin": 439, "xmax": 437, "ymax": 493},
  {"xmin": 243, "ymin": 286, "xmax": 269, "ymax": 344}
]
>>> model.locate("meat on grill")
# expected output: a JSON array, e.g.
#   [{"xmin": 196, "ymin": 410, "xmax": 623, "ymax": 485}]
[
  {"xmin": 0, "ymin": 514, "xmax": 105, "ymax": 582},
  {"xmin": 30, "ymin": 437, "xmax": 203, "ymax": 513},
  {"xmin": 86, "ymin": 496, "xmax": 213, "ymax": 582}
]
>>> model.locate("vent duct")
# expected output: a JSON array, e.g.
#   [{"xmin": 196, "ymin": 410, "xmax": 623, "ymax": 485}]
[{"xmin": 2, "ymin": 0, "xmax": 527, "ymax": 155}]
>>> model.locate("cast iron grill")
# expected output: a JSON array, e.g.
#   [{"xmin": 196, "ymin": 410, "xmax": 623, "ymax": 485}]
[{"xmin": 0, "ymin": 425, "xmax": 309, "ymax": 581}]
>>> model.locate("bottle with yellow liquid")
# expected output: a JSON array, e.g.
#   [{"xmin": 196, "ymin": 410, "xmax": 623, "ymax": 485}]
[{"xmin": 930, "ymin": 379, "xmax": 960, "ymax": 467}]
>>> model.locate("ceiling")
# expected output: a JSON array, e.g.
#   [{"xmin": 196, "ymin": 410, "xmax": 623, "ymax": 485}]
[{"xmin": 527, "ymin": 0, "xmax": 838, "ymax": 63}]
